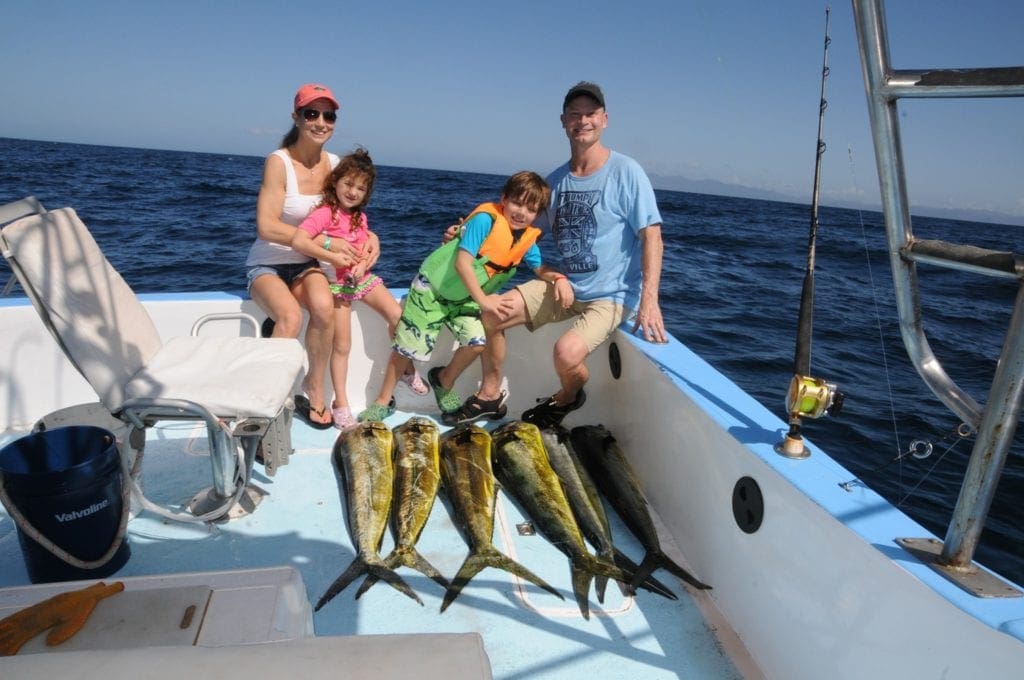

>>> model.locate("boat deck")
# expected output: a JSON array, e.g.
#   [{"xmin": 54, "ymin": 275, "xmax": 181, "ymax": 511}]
[{"xmin": 0, "ymin": 410, "xmax": 748, "ymax": 679}]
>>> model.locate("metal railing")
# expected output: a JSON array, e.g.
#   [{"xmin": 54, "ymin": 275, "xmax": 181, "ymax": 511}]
[{"xmin": 853, "ymin": 0, "xmax": 1024, "ymax": 594}]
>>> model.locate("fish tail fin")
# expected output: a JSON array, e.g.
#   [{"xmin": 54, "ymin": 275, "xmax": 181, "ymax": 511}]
[
  {"xmin": 372, "ymin": 547, "xmax": 449, "ymax": 590},
  {"xmin": 571, "ymin": 566, "xmax": 593, "ymax": 619},
  {"xmin": 657, "ymin": 550, "xmax": 712, "ymax": 590},
  {"xmin": 594, "ymin": 546, "xmax": 616, "ymax": 603},
  {"xmin": 362, "ymin": 560, "xmax": 423, "ymax": 604},
  {"xmin": 613, "ymin": 549, "xmax": 677, "ymax": 600},
  {"xmin": 441, "ymin": 547, "xmax": 563, "ymax": 613},
  {"xmin": 582, "ymin": 553, "xmax": 629, "ymax": 585},
  {"xmin": 626, "ymin": 553, "xmax": 659, "ymax": 595},
  {"xmin": 441, "ymin": 552, "xmax": 489, "ymax": 613},
  {"xmin": 315, "ymin": 557, "xmax": 368, "ymax": 611},
  {"xmin": 630, "ymin": 551, "xmax": 712, "ymax": 592},
  {"xmin": 353, "ymin": 549, "xmax": 398, "ymax": 599},
  {"xmin": 487, "ymin": 548, "xmax": 563, "ymax": 601},
  {"xmin": 406, "ymin": 549, "xmax": 450, "ymax": 589}
]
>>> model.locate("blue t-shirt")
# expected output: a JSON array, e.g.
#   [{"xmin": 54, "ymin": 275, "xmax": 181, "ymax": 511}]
[
  {"xmin": 537, "ymin": 151, "xmax": 661, "ymax": 308},
  {"xmin": 459, "ymin": 212, "xmax": 543, "ymax": 271}
]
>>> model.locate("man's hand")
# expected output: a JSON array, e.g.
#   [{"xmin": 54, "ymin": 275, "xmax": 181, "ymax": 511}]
[
  {"xmin": 632, "ymin": 301, "xmax": 668, "ymax": 344},
  {"xmin": 442, "ymin": 219, "xmax": 464, "ymax": 244},
  {"xmin": 552, "ymin": 278, "xmax": 575, "ymax": 309}
]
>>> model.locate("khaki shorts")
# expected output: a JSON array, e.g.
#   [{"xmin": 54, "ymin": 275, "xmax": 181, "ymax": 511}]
[{"xmin": 515, "ymin": 279, "xmax": 626, "ymax": 353}]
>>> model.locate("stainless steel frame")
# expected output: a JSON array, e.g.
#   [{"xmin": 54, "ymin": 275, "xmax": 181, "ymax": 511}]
[{"xmin": 853, "ymin": 0, "xmax": 1024, "ymax": 593}]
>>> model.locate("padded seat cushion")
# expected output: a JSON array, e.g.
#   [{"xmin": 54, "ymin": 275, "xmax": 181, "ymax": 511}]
[{"xmin": 125, "ymin": 336, "xmax": 304, "ymax": 419}]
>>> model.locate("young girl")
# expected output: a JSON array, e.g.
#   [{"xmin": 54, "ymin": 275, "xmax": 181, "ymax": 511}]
[{"xmin": 292, "ymin": 148, "xmax": 427, "ymax": 430}]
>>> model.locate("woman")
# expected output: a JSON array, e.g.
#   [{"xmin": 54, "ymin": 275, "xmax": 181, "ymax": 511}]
[{"xmin": 246, "ymin": 83, "xmax": 377, "ymax": 428}]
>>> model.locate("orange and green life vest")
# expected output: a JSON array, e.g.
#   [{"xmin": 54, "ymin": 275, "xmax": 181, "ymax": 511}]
[{"xmin": 420, "ymin": 202, "xmax": 542, "ymax": 302}]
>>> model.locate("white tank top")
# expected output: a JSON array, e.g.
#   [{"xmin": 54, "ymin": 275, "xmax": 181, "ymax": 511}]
[{"xmin": 245, "ymin": 149, "xmax": 340, "ymax": 266}]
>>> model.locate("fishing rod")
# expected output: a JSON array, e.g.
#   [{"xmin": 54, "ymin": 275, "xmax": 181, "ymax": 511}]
[{"xmin": 779, "ymin": 6, "xmax": 844, "ymax": 459}]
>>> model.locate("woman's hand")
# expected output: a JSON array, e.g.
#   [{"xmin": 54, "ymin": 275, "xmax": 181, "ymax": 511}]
[
  {"xmin": 360, "ymin": 231, "xmax": 381, "ymax": 269},
  {"xmin": 325, "ymin": 237, "xmax": 360, "ymax": 269}
]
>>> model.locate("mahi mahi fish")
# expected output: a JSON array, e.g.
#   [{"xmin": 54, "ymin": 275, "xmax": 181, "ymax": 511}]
[
  {"xmin": 492, "ymin": 421, "xmax": 628, "ymax": 619},
  {"xmin": 315, "ymin": 421, "xmax": 421, "ymax": 611},
  {"xmin": 439, "ymin": 424, "xmax": 562, "ymax": 612},
  {"xmin": 539, "ymin": 425, "xmax": 677, "ymax": 603},
  {"xmin": 570, "ymin": 424, "xmax": 712, "ymax": 593},
  {"xmin": 356, "ymin": 417, "xmax": 449, "ymax": 598}
]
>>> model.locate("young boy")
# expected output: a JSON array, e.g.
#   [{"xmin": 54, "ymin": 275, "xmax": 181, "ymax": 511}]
[{"xmin": 358, "ymin": 171, "xmax": 568, "ymax": 425}]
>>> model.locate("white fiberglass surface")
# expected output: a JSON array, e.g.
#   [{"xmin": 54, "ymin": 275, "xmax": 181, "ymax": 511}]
[{"xmin": 0, "ymin": 418, "xmax": 741, "ymax": 680}]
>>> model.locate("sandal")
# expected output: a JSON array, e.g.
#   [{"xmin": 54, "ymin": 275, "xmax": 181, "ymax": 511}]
[
  {"xmin": 332, "ymin": 405, "xmax": 357, "ymax": 431},
  {"xmin": 399, "ymin": 369, "xmax": 429, "ymax": 396},
  {"xmin": 442, "ymin": 391, "xmax": 508, "ymax": 426},
  {"xmin": 521, "ymin": 389, "xmax": 587, "ymax": 429},
  {"xmin": 427, "ymin": 366, "xmax": 462, "ymax": 414},
  {"xmin": 357, "ymin": 398, "xmax": 397, "ymax": 423},
  {"xmin": 295, "ymin": 394, "xmax": 333, "ymax": 430}
]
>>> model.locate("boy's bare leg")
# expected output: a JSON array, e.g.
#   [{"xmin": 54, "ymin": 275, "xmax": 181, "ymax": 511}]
[{"xmin": 435, "ymin": 345, "xmax": 483, "ymax": 391}]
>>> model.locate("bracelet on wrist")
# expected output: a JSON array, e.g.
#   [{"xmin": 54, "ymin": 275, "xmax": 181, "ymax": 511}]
[{"xmin": 322, "ymin": 235, "xmax": 332, "ymax": 251}]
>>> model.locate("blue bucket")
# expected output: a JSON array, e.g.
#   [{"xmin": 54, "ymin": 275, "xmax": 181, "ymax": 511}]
[{"xmin": 0, "ymin": 425, "xmax": 130, "ymax": 583}]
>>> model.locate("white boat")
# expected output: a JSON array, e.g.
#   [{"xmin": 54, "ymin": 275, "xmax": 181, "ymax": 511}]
[{"xmin": 1, "ymin": 1, "xmax": 1022, "ymax": 677}]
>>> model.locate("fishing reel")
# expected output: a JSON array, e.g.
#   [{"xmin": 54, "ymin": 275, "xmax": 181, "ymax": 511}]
[{"xmin": 786, "ymin": 374, "xmax": 844, "ymax": 420}]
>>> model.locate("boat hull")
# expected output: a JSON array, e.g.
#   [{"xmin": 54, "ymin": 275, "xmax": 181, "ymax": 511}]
[{"xmin": 1, "ymin": 290, "xmax": 1022, "ymax": 678}]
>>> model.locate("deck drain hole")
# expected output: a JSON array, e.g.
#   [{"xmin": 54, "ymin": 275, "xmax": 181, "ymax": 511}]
[
  {"xmin": 732, "ymin": 476, "xmax": 764, "ymax": 534},
  {"xmin": 608, "ymin": 342, "xmax": 622, "ymax": 380}
]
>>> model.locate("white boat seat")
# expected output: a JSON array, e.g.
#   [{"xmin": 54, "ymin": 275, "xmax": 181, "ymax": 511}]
[
  {"xmin": 125, "ymin": 336, "xmax": 302, "ymax": 420},
  {"xmin": 0, "ymin": 198, "xmax": 305, "ymax": 524}
]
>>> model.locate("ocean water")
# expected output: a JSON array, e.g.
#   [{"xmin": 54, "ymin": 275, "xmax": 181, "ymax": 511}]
[{"xmin": 2, "ymin": 136, "xmax": 1022, "ymax": 585}]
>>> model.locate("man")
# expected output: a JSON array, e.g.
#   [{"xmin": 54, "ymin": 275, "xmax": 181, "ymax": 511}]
[{"xmin": 445, "ymin": 81, "xmax": 665, "ymax": 428}]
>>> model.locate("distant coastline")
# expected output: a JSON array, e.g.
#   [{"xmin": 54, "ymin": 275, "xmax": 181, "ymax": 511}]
[{"xmin": 648, "ymin": 172, "xmax": 1024, "ymax": 228}]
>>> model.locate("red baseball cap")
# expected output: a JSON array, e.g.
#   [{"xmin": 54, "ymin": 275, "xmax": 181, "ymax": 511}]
[{"xmin": 294, "ymin": 83, "xmax": 340, "ymax": 110}]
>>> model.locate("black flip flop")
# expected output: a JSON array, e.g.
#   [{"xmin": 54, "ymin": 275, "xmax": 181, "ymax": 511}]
[{"xmin": 294, "ymin": 394, "xmax": 333, "ymax": 430}]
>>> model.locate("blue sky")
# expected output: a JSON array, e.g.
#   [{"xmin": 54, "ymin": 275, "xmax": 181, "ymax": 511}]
[{"xmin": 2, "ymin": 1, "xmax": 1021, "ymax": 223}]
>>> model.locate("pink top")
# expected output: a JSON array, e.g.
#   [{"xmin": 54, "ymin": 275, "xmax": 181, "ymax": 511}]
[{"xmin": 297, "ymin": 205, "xmax": 370, "ymax": 282}]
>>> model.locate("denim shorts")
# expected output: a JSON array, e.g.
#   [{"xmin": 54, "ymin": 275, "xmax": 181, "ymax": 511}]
[{"xmin": 246, "ymin": 261, "xmax": 320, "ymax": 293}]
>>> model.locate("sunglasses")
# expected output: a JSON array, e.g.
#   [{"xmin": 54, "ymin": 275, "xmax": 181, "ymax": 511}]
[{"xmin": 300, "ymin": 108, "xmax": 337, "ymax": 123}]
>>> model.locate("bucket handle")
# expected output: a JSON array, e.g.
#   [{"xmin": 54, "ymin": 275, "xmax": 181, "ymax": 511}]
[{"xmin": 0, "ymin": 469, "xmax": 130, "ymax": 571}]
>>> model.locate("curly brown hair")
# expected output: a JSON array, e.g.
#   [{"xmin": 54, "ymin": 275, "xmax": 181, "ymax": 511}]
[{"xmin": 319, "ymin": 147, "xmax": 376, "ymax": 230}]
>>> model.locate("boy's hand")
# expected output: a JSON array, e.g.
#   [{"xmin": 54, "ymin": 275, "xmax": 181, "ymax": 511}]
[
  {"xmin": 552, "ymin": 278, "xmax": 575, "ymax": 309},
  {"xmin": 478, "ymin": 294, "xmax": 504, "ymax": 319}
]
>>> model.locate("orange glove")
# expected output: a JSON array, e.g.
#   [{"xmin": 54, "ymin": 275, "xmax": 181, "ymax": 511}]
[{"xmin": 0, "ymin": 580, "xmax": 124, "ymax": 656}]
